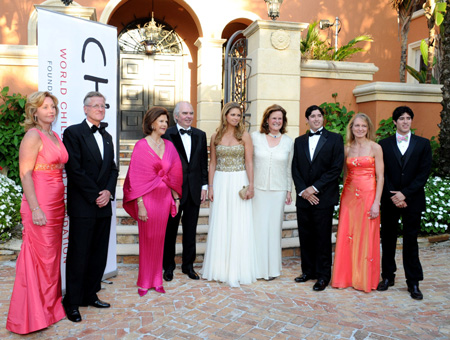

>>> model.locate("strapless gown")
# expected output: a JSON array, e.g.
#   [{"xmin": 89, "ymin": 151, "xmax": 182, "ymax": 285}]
[
  {"xmin": 331, "ymin": 157, "xmax": 380, "ymax": 293},
  {"xmin": 201, "ymin": 144, "xmax": 257, "ymax": 287},
  {"xmin": 6, "ymin": 129, "xmax": 68, "ymax": 334}
]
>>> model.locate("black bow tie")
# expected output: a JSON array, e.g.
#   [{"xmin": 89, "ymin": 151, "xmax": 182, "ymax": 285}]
[
  {"xmin": 180, "ymin": 128, "xmax": 192, "ymax": 136},
  {"xmin": 308, "ymin": 130, "xmax": 322, "ymax": 137},
  {"xmin": 91, "ymin": 122, "xmax": 108, "ymax": 135}
]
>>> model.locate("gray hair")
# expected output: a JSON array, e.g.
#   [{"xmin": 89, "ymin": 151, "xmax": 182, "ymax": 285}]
[
  {"xmin": 83, "ymin": 91, "xmax": 106, "ymax": 106},
  {"xmin": 173, "ymin": 101, "xmax": 193, "ymax": 122}
]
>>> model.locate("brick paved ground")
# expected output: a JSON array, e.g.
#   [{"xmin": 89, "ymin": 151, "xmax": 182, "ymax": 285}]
[{"xmin": 1, "ymin": 242, "xmax": 449, "ymax": 340}]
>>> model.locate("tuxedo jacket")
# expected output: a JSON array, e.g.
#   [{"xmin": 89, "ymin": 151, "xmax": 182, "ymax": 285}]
[
  {"xmin": 379, "ymin": 134, "xmax": 432, "ymax": 212},
  {"xmin": 162, "ymin": 126, "xmax": 208, "ymax": 206},
  {"xmin": 292, "ymin": 128, "xmax": 344, "ymax": 209},
  {"xmin": 63, "ymin": 119, "xmax": 119, "ymax": 218}
]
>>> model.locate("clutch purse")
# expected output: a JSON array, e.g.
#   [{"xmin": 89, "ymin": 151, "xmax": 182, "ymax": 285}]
[{"xmin": 239, "ymin": 185, "xmax": 249, "ymax": 200}]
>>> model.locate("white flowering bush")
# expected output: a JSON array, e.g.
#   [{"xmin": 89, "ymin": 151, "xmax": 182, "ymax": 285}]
[
  {"xmin": 422, "ymin": 176, "xmax": 450, "ymax": 234},
  {"xmin": 0, "ymin": 173, "xmax": 22, "ymax": 241},
  {"xmin": 333, "ymin": 176, "xmax": 450, "ymax": 234}
]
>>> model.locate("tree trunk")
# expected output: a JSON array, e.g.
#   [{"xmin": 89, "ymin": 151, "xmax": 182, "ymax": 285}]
[
  {"xmin": 425, "ymin": 1, "xmax": 437, "ymax": 83},
  {"xmin": 439, "ymin": 6, "xmax": 450, "ymax": 176}
]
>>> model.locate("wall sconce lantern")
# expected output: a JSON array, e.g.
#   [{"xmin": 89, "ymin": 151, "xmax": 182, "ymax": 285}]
[
  {"xmin": 264, "ymin": 0, "xmax": 284, "ymax": 21},
  {"xmin": 60, "ymin": 0, "xmax": 73, "ymax": 5}
]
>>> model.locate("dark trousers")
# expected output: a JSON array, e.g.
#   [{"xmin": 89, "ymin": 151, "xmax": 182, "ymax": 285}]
[
  {"xmin": 163, "ymin": 195, "xmax": 200, "ymax": 271},
  {"xmin": 380, "ymin": 203, "xmax": 423, "ymax": 286},
  {"xmin": 296, "ymin": 205, "xmax": 334, "ymax": 283},
  {"xmin": 64, "ymin": 216, "xmax": 111, "ymax": 308}
]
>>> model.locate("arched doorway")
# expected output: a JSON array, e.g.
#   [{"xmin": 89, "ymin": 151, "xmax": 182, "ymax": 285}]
[{"xmin": 118, "ymin": 17, "xmax": 184, "ymax": 139}]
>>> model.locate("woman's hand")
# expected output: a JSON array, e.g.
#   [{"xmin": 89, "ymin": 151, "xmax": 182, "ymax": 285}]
[
  {"xmin": 369, "ymin": 202, "xmax": 380, "ymax": 219},
  {"xmin": 32, "ymin": 208, "xmax": 47, "ymax": 226},
  {"xmin": 138, "ymin": 201, "xmax": 148, "ymax": 222},
  {"xmin": 208, "ymin": 187, "xmax": 214, "ymax": 202},
  {"xmin": 175, "ymin": 200, "xmax": 180, "ymax": 215},
  {"xmin": 245, "ymin": 186, "xmax": 254, "ymax": 200},
  {"xmin": 285, "ymin": 191, "xmax": 292, "ymax": 205}
]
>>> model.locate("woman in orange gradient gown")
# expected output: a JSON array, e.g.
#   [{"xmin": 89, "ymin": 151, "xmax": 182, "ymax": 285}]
[{"xmin": 331, "ymin": 113, "xmax": 384, "ymax": 293}]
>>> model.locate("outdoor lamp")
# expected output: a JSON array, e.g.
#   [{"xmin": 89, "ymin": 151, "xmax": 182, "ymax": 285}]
[
  {"xmin": 141, "ymin": 12, "xmax": 163, "ymax": 55},
  {"xmin": 264, "ymin": 0, "xmax": 284, "ymax": 21},
  {"xmin": 61, "ymin": 0, "xmax": 73, "ymax": 5}
]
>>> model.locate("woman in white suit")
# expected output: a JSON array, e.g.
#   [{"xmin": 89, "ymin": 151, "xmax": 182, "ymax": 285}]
[{"xmin": 251, "ymin": 104, "xmax": 293, "ymax": 280}]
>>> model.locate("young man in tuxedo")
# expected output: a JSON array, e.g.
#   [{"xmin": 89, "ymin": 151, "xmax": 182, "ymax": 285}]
[
  {"xmin": 377, "ymin": 106, "xmax": 432, "ymax": 300},
  {"xmin": 292, "ymin": 105, "xmax": 344, "ymax": 291},
  {"xmin": 162, "ymin": 101, "xmax": 208, "ymax": 281},
  {"xmin": 62, "ymin": 91, "xmax": 118, "ymax": 322}
]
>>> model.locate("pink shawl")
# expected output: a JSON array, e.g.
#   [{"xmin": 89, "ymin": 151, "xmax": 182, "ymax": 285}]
[{"xmin": 123, "ymin": 138, "xmax": 183, "ymax": 220}]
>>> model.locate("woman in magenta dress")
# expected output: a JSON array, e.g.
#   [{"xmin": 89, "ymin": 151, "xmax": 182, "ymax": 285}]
[
  {"xmin": 331, "ymin": 113, "xmax": 384, "ymax": 293},
  {"xmin": 7, "ymin": 91, "xmax": 68, "ymax": 334},
  {"xmin": 123, "ymin": 106, "xmax": 182, "ymax": 296}
]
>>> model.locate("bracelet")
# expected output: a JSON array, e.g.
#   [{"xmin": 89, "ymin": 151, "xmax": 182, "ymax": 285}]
[
  {"xmin": 32, "ymin": 206, "xmax": 40, "ymax": 212},
  {"xmin": 137, "ymin": 198, "xmax": 143, "ymax": 204},
  {"xmin": 174, "ymin": 198, "xmax": 180, "ymax": 201},
  {"xmin": 208, "ymin": 185, "xmax": 213, "ymax": 188}
]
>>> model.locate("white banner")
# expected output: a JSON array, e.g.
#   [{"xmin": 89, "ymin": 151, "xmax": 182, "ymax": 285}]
[{"xmin": 37, "ymin": 8, "xmax": 118, "ymax": 290}]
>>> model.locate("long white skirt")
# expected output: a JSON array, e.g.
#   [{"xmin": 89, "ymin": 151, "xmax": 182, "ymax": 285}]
[
  {"xmin": 201, "ymin": 170, "xmax": 257, "ymax": 287},
  {"xmin": 252, "ymin": 189, "xmax": 285, "ymax": 279}
]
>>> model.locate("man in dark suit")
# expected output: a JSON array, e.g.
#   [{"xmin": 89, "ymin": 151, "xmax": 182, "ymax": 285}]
[
  {"xmin": 377, "ymin": 106, "xmax": 432, "ymax": 300},
  {"xmin": 62, "ymin": 91, "xmax": 119, "ymax": 322},
  {"xmin": 162, "ymin": 101, "xmax": 208, "ymax": 281},
  {"xmin": 292, "ymin": 105, "xmax": 344, "ymax": 291}
]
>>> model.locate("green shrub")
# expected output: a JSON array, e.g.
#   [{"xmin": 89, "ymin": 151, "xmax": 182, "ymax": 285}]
[
  {"xmin": 320, "ymin": 94, "xmax": 355, "ymax": 143},
  {"xmin": 0, "ymin": 86, "xmax": 26, "ymax": 185},
  {"xmin": 0, "ymin": 173, "xmax": 22, "ymax": 241}
]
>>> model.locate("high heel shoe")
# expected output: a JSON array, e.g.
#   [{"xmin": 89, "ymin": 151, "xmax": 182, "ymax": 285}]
[
  {"xmin": 138, "ymin": 288, "xmax": 148, "ymax": 297},
  {"xmin": 155, "ymin": 286, "xmax": 165, "ymax": 294}
]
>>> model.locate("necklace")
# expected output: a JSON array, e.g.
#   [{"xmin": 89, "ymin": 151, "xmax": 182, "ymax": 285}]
[
  {"xmin": 148, "ymin": 136, "xmax": 163, "ymax": 149},
  {"xmin": 268, "ymin": 132, "xmax": 281, "ymax": 138},
  {"xmin": 37, "ymin": 126, "xmax": 53, "ymax": 137}
]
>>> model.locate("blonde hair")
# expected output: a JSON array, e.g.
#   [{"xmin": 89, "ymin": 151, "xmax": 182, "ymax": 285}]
[
  {"xmin": 214, "ymin": 102, "xmax": 245, "ymax": 146},
  {"xmin": 346, "ymin": 113, "xmax": 375, "ymax": 145},
  {"xmin": 23, "ymin": 91, "xmax": 59, "ymax": 132}
]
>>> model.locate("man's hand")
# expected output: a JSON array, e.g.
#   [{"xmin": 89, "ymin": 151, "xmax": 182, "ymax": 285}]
[
  {"xmin": 96, "ymin": 190, "xmax": 111, "ymax": 208},
  {"xmin": 301, "ymin": 186, "xmax": 319, "ymax": 205},
  {"xmin": 390, "ymin": 191, "xmax": 406, "ymax": 205},
  {"xmin": 201, "ymin": 189, "xmax": 207, "ymax": 203}
]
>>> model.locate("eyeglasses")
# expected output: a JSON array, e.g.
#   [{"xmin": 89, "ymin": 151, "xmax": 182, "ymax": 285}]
[{"xmin": 86, "ymin": 104, "xmax": 106, "ymax": 110}]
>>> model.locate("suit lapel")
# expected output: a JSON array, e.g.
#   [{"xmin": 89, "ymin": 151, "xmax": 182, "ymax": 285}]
[
  {"xmin": 402, "ymin": 134, "xmax": 417, "ymax": 168},
  {"xmin": 312, "ymin": 129, "xmax": 327, "ymax": 163},
  {"xmin": 301, "ymin": 135, "xmax": 312, "ymax": 163},
  {"xmin": 190, "ymin": 129, "xmax": 199, "ymax": 162},
  {"xmin": 171, "ymin": 129, "xmax": 188, "ymax": 162},
  {"xmin": 389, "ymin": 135, "xmax": 403, "ymax": 168},
  {"xmin": 81, "ymin": 121, "xmax": 103, "ymax": 167},
  {"xmin": 97, "ymin": 132, "xmax": 113, "ymax": 181}
]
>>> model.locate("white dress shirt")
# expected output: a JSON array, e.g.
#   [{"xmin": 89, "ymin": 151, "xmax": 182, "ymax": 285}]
[
  {"xmin": 177, "ymin": 123, "xmax": 192, "ymax": 162},
  {"xmin": 309, "ymin": 127, "xmax": 323, "ymax": 160},
  {"xmin": 396, "ymin": 131, "xmax": 411, "ymax": 155},
  {"xmin": 86, "ymin": 120, "xmax": 104, "ymax": 159}
]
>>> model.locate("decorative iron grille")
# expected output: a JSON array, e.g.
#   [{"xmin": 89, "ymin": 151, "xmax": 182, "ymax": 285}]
[
  {"xmin": 118, "ymin": 19, "xmax": 183, "ymax": 55},
  {"xmin": 224, "ymin": 31, "xmax": 252, "ymax": 128}
]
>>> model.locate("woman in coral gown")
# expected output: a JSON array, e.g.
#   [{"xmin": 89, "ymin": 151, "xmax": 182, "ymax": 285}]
[
  {"xmin": 331, "ymin": 113, "xmax": 384, "ymax": 293},
  {"xmin": 123, "ymin": 106, "xmax": 182, "ymax": 296},
  {"xmin": 7, "ymin": 91, "xmax": 68, "ymax": 334},
  {"xmin": 202, "ymin": 102, "xmax": 257, "ymax": 287}
]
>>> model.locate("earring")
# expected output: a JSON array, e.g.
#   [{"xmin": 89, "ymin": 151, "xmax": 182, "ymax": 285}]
[{"xmin": 34, "ymin": 116, "xmax": 38, "ymax": 122}]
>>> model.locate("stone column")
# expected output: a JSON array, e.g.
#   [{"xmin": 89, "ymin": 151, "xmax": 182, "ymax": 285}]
[
  {"xmin": 243, "ymin": 20, "xmax": 308, "ymax": 139},
  {"xmin": 194, "ymin": 38, "xmax": 226, "ymax": 138}
]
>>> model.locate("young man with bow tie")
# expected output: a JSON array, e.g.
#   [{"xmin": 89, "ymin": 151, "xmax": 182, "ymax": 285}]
[
  {"xmin": 162, "ymin": 101, "xmax": 208, "ymax": 281},
  {"xmin": 62, "ymin": 91, "xmax": 118, "ymax": 322},
  {"xmin": 377, "ymin": 106, "xmax": 432, "ymax": 300},
  {"xmin": 292, "ymin": 105, "xmax": 344, "ymax": 291}
]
